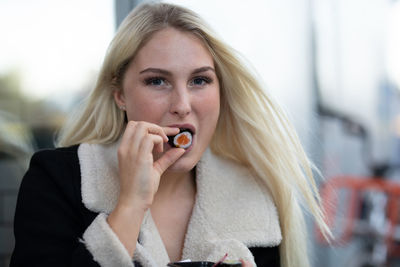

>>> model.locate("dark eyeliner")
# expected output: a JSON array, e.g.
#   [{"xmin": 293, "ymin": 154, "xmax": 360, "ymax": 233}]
[
  {"xmin": 143, "ymin": 76, "xmax": 165, "ymax": 85},
  {"xmin": 193, "ymin": 76, "xmax": 213, "ymax": 84}
]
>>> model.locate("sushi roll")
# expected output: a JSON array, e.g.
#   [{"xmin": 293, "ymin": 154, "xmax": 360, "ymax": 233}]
[{"xmin": 168, "ymin": 129, "xmax": 193, "ymax": 149}]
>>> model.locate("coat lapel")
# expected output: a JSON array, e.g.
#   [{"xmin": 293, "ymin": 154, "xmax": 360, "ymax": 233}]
[
  {"xmin": 182, "ymin": 149, "xmax": 281, "ymax": 263},
  {"xmin": 78, "ymin": 143, "xmax": 281, "ymax": 266}
]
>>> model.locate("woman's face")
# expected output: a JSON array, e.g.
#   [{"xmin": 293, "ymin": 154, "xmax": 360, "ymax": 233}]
[{"xmin": 114, "ymin": 27, "xmax": 220, "ymax": 172}]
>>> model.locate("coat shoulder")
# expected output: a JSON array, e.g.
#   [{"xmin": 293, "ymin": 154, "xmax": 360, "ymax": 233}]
[
  {"xmin": 18, "ymin": 144, "xmax": 98, "ymax": 229},
  {"xmin": 27, "ymin": 145, "xmax": 80, "ymax": 181},
  {"xmin": 31, "ymin": 144, "xmax": 80, "ymax": 164},
  {"xmin": 20, "ymin": 144, "xmax": 83, "ymax": 213}
]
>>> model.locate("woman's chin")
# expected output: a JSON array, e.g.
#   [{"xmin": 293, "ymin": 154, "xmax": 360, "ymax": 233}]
[{"xmin": 165, "ymin": 157, "xmax": 197, "ymax": 173}]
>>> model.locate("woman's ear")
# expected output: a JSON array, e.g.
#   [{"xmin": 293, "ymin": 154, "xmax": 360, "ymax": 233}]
[{"xmin": 113, "ymin": 89, "xmax": 126, "ymax": 109}]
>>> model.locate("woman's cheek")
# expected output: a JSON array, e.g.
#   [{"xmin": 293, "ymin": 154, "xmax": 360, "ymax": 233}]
[
  {"xmin": 199, "ymin": 88, "xmax": 220, "ymax": 112},
  {"xmin": 128, "ymin": 97, "xmax": 169, "ymax": 122}
]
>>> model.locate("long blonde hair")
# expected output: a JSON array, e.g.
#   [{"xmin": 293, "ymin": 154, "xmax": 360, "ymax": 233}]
[{"xmin": 57, "ymin": 2, "xmax": 330, "ymax": 266}]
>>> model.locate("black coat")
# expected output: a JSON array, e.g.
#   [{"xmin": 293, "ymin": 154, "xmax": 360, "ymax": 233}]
[{"xmin": 10, "ymin": 146, "xmax": 280, "ymax": 266}]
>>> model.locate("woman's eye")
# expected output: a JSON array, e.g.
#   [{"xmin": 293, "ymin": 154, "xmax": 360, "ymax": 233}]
[
  {"xmin": 144, "ymin": 77, "xmax": 166, "ymax": 86},
  {"xmin": 190, "ymin": 76, "xmax": 212, "ymax": 86}
]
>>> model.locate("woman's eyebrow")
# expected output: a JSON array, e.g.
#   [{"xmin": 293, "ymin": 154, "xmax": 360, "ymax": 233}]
[
  {"xmin": 139, "ymin": 66, "xmax": 215, "ymax": 75},
  {"xmin": 139, "ymin": 68, "xmax": 171, "ymax": 75},
  {"xmin": 192, "ymin": 66, "xmax": 215, "ymax": 74}
]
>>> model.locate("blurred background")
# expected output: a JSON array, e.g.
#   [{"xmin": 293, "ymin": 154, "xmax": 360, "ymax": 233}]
[{"xmin": 0, "ymin": 0, "xmax": 400, "ymax": 266}]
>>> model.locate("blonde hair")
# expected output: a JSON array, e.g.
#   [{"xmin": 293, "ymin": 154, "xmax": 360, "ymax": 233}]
[{"xmin": 57, "ymin": 2, "xmax": 330, "ymax": 266}]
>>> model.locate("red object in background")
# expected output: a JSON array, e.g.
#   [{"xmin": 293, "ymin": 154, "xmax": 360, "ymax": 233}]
[{"xmin": 316, "ymin": 176, "xmax": 400, "ymax": 257}]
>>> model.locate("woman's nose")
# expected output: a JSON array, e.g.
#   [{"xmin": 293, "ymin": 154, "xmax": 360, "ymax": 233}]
[{"xmin": 169, "ymin": 87, "xmax": 191, "ymax": 118}]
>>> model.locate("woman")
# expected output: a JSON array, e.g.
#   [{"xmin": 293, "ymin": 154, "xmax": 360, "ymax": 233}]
[{"xmin": 11, "ymin": 2, "xmax": 330, "ymax": 267}]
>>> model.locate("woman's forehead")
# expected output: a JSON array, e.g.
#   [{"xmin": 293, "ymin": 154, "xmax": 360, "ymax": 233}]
[{"xmin": 130, "ymin": 28, "xmax": 215, "ymax": 73}]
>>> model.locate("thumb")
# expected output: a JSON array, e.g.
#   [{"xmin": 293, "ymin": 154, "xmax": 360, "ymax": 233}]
[{"xmin": 153, "ymin": 148, "xmax": 185, "ymax": 175}]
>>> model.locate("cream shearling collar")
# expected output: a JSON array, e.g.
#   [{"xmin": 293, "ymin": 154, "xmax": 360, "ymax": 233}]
[{"xmin": 78, "ymin": 142, "xmax": 281, "ymax": 266}]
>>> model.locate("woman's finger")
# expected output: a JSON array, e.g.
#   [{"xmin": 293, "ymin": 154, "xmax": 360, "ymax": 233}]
[
  {"xmin": 137, "ymin": 134, "xmax": 164, "ymax": 155},
  {"xmin": 153, "ymin": 148, "xmax": 185, "ymax": 175},
  {"xmin": 128, "ymin": 122, "xmax": 149, "ymax": 153},
  {"xmin": 131, "ymin": 121, "xmax": 178, "ymax": 142},
  {"xmin": 161, "ymin": 126, "xmax": 180, "ymax": 137},
  {"xmin": 119, "ymin": 121, "xmax": 138, "ymax": 155},
  {"xmin": 140, "ymin": 122, "xmax": 170, "ymax": 142},
  {"xmin": 120, "ymin": 121, "xmax": 169, "ymax": 152},
  {"xmin": 118, "ymin": 121, "xmax": 182, "ymax": 162}
]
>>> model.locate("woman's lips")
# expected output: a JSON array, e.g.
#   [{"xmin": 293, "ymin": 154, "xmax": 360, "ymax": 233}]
[{"xmin": 167, "ymin": 123, "xmax": 196, "ymax": 134}]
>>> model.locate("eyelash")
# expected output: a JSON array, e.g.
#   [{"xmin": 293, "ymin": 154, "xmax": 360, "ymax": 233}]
[
  {"xmin": 143, "ymin": 76, "xmax": 213, "ymax": 87},
  {"xmin": 191, "ymin": 76, "xmax": 213, "ymax": 86},
  {"xmin": 144, "ymin": 77, "xmax": 166, "ymax": 86}
]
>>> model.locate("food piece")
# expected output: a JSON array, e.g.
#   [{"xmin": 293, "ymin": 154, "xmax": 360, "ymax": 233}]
[{"xmin": 168, "ymin": 129, "xmax": 193, "ymax": 149}]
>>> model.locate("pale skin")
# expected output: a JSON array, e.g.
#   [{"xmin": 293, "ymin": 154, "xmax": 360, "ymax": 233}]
[{"xmin": 108, "ymin": 27, "xmax": 252, "ymax": 267}]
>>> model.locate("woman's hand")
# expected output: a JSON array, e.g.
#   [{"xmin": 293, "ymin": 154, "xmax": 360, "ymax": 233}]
[
  {"xmin": 239, "ymin": 259, "xmax": 253, "ymax": 267},
  {"xmin": 116, "ymin": 121, "xmax": 185, "ymax": 210},
  {"xmin": 107, "ymin": 121, "xmax": 185, "ymax": 257}
]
